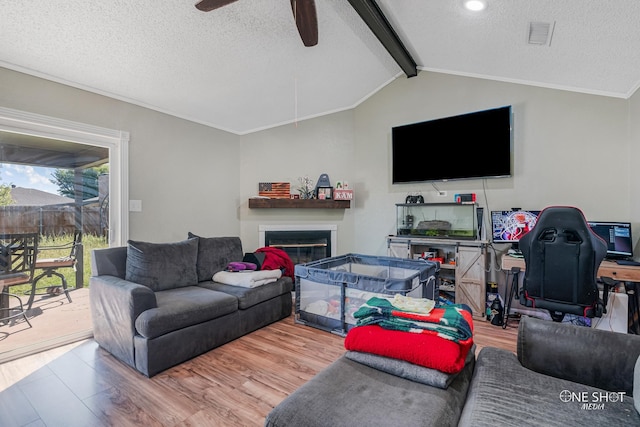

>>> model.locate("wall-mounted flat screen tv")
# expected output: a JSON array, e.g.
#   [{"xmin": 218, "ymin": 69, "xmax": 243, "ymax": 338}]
[{"xmin": 392, "ymin": 105, "xmax": 513, "ymax": 183}]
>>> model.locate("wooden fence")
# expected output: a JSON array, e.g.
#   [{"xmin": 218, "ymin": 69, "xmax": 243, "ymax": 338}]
[{"xmin": 0, "ymin": 204, "xmax": 106, "ymax": 236}]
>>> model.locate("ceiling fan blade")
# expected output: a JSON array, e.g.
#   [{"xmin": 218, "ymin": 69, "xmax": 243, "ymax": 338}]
[
  {"xmin": 291, "ymin": 0, "xmax": 318, "ymax": 47},
  {"xmin": 195, "ymin": 0, "xmax": 239, "ymax": 12}
]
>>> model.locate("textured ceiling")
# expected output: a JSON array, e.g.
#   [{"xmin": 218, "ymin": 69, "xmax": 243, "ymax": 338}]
[{"xmin": 1, "ymin": 1, "xmax": 639, "ymax": 135}]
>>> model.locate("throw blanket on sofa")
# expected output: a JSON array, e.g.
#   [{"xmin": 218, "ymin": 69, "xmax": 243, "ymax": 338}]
[
  {"xmin": 212, "ymin": 269, "xmax": 282, "ymax": 288},
  {"xmin": 255, "ymin": 246, "xmax": 295, "ymax": 281},
  {"xmin": 353, "ymin": 297, "xmax": 473, "ymax": 343},
  {"xmin": 344, "ymin": 325, "xmax": 473, "ymax": 374},
  {"xmin": 344, "ymin": 345, "xmax": 475, "ymax": 388}
]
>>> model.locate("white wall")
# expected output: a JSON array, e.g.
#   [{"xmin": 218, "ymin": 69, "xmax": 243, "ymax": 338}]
[{"xmin": 0, "ymin": 67, "xmax": 241, "ymax": 243}]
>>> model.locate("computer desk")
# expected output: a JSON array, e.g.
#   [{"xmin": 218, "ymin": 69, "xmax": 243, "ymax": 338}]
[
  {"xmin": 501, "ymin": 255, "xmax": 640, "ymax": 333},
  {"xmin": 501, "ymin": 255, "xmax": 640, "ymax": 283}
]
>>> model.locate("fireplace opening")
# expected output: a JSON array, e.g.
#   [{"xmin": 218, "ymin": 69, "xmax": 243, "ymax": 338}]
[{"xmin": 264, "ymin": 230, "xmax": 331, "ymax": 264}]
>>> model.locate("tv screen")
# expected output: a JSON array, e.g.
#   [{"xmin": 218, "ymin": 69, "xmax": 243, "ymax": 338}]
[
  {"xmin": 491, "ymin": 210, "xmax": 540, "ymax": 243},
  {"xmin": 392, "ymin": 106, "xmax": 512, "ymax": 183},
  {"xmin": 587, "ymin": 221, "xmax": 633, "ymax": 259}
]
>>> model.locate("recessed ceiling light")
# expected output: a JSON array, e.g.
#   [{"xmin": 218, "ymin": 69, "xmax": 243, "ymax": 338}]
[{"xmin": 464, "ymin": 0, "xmax": 487, "ymax": 11}]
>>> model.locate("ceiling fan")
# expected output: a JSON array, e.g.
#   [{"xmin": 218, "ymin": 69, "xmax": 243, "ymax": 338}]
[{"xmin": 195, "ymin": 0, "xmax": 318, "ymax": 47}]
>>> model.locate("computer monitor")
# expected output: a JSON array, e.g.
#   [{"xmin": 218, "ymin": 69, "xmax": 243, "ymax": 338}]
[
  {"xmin": 587, "ymin": 221, "xmax": 633, "ymax": 259},
  {"xmin": 491, "ymin": 210, "xmax": 541, "ymax": 244}
]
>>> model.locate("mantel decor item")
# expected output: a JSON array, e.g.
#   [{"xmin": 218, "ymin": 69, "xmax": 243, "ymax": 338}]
[
  {"xmin": 334, "ymin": 180, "xmax": 353, "ymax": 200},
  {"xmin": 334, "ymin": 189, "xmax": 353, "ymax": 200},
  {"xmin": 316, "ymin": 173, "xmax": 331, "ymax": 187},
  {"xmin": 314, "ymin": 173, "xmax": 331, "ymax": 199},
  {"xmin": 297, "ymin": 176, "xmax": 315, "ymax": 199},
  {"xmin": 258, "ymin": 182, "xmax": 291, "ymax": 199},
  {"xmin": 317, "ymin": 186, "xmax": 333, "ymax": 200}
]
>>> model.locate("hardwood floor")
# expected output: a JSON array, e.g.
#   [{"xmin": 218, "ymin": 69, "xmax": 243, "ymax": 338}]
[{"xmin": 0, "ymin": 314, "xmax": 518, "ymax": 427}]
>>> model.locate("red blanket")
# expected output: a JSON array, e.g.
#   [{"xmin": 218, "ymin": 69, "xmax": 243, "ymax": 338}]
[
  {"xmin": 255, "ymin": 246, "xmax": 295, "ymax": 281},
  {"xmin": 344, "ymin": 324, "xmax": 473, "ymax": 374}
]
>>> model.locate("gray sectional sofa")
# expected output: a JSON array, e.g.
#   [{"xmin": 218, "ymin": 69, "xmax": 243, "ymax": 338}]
[
  {"xmin": 265, "ymin": 316, "xmax": 640, "ymax": 426},
  {"xmin": 90, "ymin": 235, "xmax": 292, "ymax": 377}
]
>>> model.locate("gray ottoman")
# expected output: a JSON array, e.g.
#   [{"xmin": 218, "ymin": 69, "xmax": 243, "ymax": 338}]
[{"xmin": 265, "ymin": 354, "xmax": 474, "ymax": 427}]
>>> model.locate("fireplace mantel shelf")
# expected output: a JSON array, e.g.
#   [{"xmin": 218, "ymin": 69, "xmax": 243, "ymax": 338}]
[{"xmin": 248, "ymin": 198, "xmax": 350, "ymax": 209}]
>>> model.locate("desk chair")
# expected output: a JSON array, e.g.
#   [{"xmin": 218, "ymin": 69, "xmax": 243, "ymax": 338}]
[
  {"xmin": 26, "ymin": 231, "xmax": 80, "ymax": 310},
  {"xmin": 0, "ymin": 233, "xmax": 38, "ymax": 328},
  {"xmin": 519, "ymin": 206, "xmax": 607, "ymax": 322}
]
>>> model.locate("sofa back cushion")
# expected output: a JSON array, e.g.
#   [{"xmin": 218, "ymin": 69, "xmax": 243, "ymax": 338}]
[
  {"xmin": 91, "ymin": 246, "xmax": 128, "ymax": 279},
  {"xmin": 517, "ymin": 315, "xmax": 640, "ymax": 395},
  {"xmin": 188, "ymin": 233, "xmax": 243, "ymax": 282},
  {"xmin": 126, "ymin": 238, "xmax": 199, "ymax": 291}
]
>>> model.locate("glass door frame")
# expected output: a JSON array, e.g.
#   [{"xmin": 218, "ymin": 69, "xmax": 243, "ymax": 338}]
[{"xmin": 0, "ymin": 106, "xmax": 129, "ymax": 246}]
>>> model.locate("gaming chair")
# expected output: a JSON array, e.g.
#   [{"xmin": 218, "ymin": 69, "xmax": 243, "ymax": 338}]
[{"xmin": 518, "ymin": 206, "xmax": 607, "ymax": 322}]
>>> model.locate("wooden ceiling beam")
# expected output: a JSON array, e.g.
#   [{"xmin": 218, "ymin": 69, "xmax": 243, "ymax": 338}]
[{"xmin": 347, "ymin": 0, "xmax": 418, "ymax": 78}]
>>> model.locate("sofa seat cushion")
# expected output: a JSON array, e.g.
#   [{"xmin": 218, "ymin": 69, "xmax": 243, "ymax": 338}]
[
  {"xmin": 458, "ymin": 347, "xmax": 640, "ymax": 426},
  {"xmin": 126, "ymin": 238, "xmax": 199, "ymax": 291},
  {"xmin": 135, "ymin": 286, "xmax": 238, "ymax": 339},
  {"xmin": 198, "ymin": 277, "xmax": 292, "ymax": 310},
  {"xmin": 265, "ymin": 354, "xmax": 473, "ymax": 427}
]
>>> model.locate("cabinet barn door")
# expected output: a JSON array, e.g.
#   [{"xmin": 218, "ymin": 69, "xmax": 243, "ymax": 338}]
[
  {"xmin": 387, "ymin": 239, "xmax": 411, "ymax": 259},
  {"xmin": 455, "ymin": 246, "xmax": 486, "ymax": 318}
]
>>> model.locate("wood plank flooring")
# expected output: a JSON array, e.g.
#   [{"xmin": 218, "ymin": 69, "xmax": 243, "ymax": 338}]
[{"xmin": 0, "ymin": 314, "xmax": 518, "ymax": 427}]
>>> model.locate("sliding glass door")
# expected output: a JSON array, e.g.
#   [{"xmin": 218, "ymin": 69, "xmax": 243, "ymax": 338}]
[{"xmin": 0, "ymin": 107, "xmax": 128, "ymax": 362}]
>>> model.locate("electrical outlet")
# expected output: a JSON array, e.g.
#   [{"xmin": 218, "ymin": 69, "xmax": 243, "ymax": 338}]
[{"xmin": 438, "ymin": 191, "xmax": 447, "ymax": 197}]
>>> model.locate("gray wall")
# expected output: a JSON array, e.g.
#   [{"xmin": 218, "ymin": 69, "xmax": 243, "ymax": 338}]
[
  {"xmin": 239, "ymin": 111, "xmax": 356, "ymax": 253},
  {"xmin": 631, "ymin": 87, "xmax": 640, "ymax": 251},
  {"xmin": 1, "ymin": 67, "xmax": 638, "ymax": 271},
  {"xmin": 240, "ymin": 72, "xmax": 636, "ymax": 268},
  {"xmin": 353, "ymin": 73, "xmax": 632, "ymax": 255},
  {"xmin": 0, "ymin": 67, "xmax": 241, "ymax": 243}
]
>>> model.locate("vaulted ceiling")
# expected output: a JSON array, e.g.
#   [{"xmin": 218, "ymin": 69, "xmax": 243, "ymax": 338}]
[{"xmin": 2, "ymin": 1, "xmax": 639, "ymax": 135}]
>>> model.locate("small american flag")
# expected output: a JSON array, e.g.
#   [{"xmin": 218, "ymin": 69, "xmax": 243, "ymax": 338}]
[{"xmin": 258, "ymin": 182, "xmax": 291, "ymax": 199}]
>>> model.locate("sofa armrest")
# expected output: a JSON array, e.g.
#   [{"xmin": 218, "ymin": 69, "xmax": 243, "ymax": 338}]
[
  {"xmin": 89, "ymin": 275, "xmax": 157, "ymax": 369},
  {"xmin": 517, "ymin": 316, "xmax": 640, "ymax": 394}
]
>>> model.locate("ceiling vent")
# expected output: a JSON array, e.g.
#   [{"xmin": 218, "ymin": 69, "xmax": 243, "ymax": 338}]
[{"xmin": 528, "ymin": 21, "xmax": 555, "ymax": 46}]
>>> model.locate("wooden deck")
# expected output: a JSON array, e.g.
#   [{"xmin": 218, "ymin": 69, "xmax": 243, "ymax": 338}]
[{"xmin": 0, "ymin": 288, "xmax": 92, "ymax": 363}]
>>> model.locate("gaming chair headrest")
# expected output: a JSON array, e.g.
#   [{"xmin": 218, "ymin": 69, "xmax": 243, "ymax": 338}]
[{"xmin": 519, "ymin": 206, "xmax": 606, "ymax": 260}]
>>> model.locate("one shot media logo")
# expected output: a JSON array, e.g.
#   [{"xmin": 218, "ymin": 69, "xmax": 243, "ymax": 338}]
[{"xmin": 559, "ymin": 390, "xmax": 626, "ymax": 410}]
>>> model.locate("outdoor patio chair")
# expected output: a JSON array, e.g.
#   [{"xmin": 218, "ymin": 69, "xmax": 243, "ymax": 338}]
[
  {"xmin": 26, "ymin": 231, "xmax": 80, "ymax": 310},
  {"xmin": 0, "ymin": 233, "xmax": 39, "ymax": 328}
]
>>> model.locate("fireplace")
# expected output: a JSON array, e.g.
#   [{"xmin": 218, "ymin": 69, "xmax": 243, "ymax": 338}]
[{"xmin": 259, "ymin": 225, "xmax": 337, "ymax": 264}]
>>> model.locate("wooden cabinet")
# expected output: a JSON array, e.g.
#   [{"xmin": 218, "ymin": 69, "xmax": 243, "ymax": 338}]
[
  {"xmin": 387, "ymin": 236, "xmax": 487, "ymax": 319},
  {"xmin": 454, "ymin": 245, "xmax": 487, "ymax": 318},
  {"xmin": 387, "ymin": 239, "xmax": 411, "ymax": 259}
]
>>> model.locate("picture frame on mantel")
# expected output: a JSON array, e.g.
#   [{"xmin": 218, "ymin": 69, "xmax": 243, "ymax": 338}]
[{"xmin": 316, "ymin": 186, "xmax": 333, "ymax": 200}]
